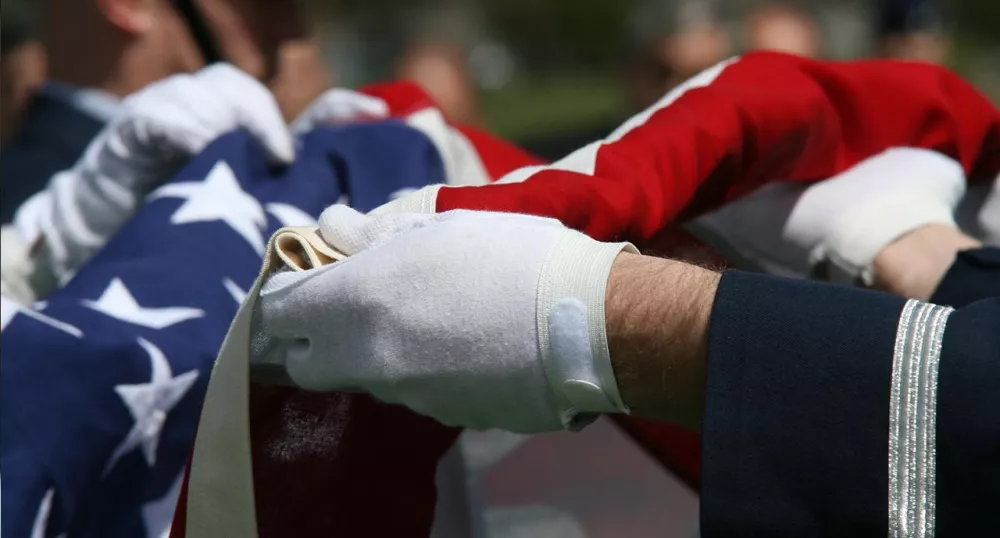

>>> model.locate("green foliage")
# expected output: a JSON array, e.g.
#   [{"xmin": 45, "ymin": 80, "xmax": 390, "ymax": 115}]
[
  {"xmin": 481, "ymin": 74, "xmax": 624, "ymax": 139},
  {"xmin": 949, "ymin": 1, "xmax": 1000, "ymax": 41},
  {"xmin": 483, "ymin": 0, "xmax": 639, "ymax": 70}
]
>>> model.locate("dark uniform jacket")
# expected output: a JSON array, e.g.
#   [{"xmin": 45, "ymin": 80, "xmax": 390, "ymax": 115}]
[
  {"xmin": 1, "ymin": 92, "xmax": 105, "ymax": 223},
  {"xmin": 702, "ymin": 247, "xmax": 1000, "ymax": 536}
]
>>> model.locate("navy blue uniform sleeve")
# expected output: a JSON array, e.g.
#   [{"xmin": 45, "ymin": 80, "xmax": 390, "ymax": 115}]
[
  {"xmin": 930, "ymin": 247, "xmax": 1000, "ymax": 307},
  {"xmin": 701, "ymin": 271, "xmax": 1000, "ymax": 536}
]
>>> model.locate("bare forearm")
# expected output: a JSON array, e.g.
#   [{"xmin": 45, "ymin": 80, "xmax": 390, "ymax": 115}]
[
  {"xmin": 603, "ymin": 225, "xmax": 982, "ymax": 428},
  {"xmin": 872, "ymin": 224, "xmax": 981, "ymax": 300},
  {"xmin": 605, "ymin": 252, "xmax": 719, "ymax": 429}
]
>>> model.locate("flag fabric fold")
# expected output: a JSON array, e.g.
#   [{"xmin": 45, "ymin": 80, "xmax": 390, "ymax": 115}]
[
  {"xmin": 2, "ymin": 119, "xmax": 468, "ymax": 538},
  {"xmin": 7, "ymin": 52, "xmax": 1000, "ymax": 537}
]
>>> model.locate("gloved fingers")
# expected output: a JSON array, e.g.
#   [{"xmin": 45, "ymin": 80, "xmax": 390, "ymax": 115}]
[
  {"xmin": 257, "ymin": 265, "xmax": 364, "ymax": 391},
  {"xmin": 116, "ymin": 74, "xmax": 222, "ymax": 158},
  {"xmin": 196, "ymin": 64, "xmax": 295, "ymax": 164},
  {"xmin": 977, "ymin": 174, "xmax": 1000, "ymax": 244},
  {"xmin": 290, "ymin": 88, "xmax": 389, "ymax": 136},
  {"xmin": 12, "ymin": 190, "xmax": 52, "ymax": 247},
  {"xmin": 111, "ymin": 66, "xmax": 295, "ymax": 164},
  {"xmin": 785, "ymin": 148, "xmax": 966, "ymax": 247},
  {"xmin": 258, "ymin": 265, "xmax": 336, "ymax": 339},
  {"xmin": 317, "ymin": 204, "xmax": 439, "ymax": 255},
  {"xmin": 858, "ymin": 148, "xmax": 965, "ymax": 197}
]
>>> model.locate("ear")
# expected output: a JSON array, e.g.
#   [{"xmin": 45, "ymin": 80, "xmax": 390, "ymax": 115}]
[{"xmin": 96, "ymin": 0, "xmax": 157, "ymax": 35}]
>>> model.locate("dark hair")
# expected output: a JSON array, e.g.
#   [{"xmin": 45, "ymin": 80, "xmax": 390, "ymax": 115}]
[
  {"xmin": 1, "ymin": 1, "xmax": 39, "ymax": 54},
  {"xmin": 877, "ymin": 0, "xmax": 944, "ymax": 38},
  {"xmin": 171, "ymin": 0, "xmax": 222, "ymax": 64}
]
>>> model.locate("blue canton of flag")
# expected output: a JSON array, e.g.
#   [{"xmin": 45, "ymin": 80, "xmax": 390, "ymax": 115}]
[{"xmin": 1, "ymin": 121, "xmax": 447, "ymax": 538}]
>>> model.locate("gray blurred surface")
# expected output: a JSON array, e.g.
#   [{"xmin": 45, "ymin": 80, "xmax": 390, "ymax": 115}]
[{"xmin": 432, "ymin": 418, "xmax": 698, "ymax": 538}]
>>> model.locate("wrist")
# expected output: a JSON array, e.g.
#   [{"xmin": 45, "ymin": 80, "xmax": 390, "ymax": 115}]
[
  {"xmin": 872, "ymin": 224, "xmax": 981, "ymax": 300},
  {"xmin": 536, "ymin": 231, "xmax": 637, "ymax": 429},
  {"xmin": 605, "ymin": 252, "xmax": 719, "ymax": 428},
  {"xmin": 818, "ymin": 193, "xmax": 961, "ymax": 285}
]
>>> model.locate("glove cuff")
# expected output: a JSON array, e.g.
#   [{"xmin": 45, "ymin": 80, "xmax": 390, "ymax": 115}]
[
  {"xmin": 814, "ymin": 191, "xmax": 960, "ymax": 285},
  {"xmin": 536, "ymin": 230, "xmax": 637, "ymax": 430}
]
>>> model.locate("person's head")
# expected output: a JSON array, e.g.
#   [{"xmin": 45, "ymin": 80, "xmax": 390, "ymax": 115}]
[
  {"xmin": 665, "ymin": 23, "xmax": 732, "ymax": 83},
  {"xmin": 625, "ymin": 24, "xmax": 731, "ymax": 112},
  {"xmin": 744, "ymin": 3, "xmax": 822, "ymax": 58},
  {"xmin": 395, "ymin": 41, "xmax": 480, "ymax": 125},
  {"xmin": 270, "ymin": 38, "xmax": 334, "ymax": 121},
  {"xmin": 876, "ymin": 0, "xmax": 947, "ymax": 64},
  {"xmin": 39, "ymin": 0, "xmax": 309, "ymax": 97},
  {"xmin": 2, "ymin": 3, "xmax": 47, "ymax": 144},
  {"xmin": 624, "ymin": 39, "xmax": 677, "ymax": 112}
]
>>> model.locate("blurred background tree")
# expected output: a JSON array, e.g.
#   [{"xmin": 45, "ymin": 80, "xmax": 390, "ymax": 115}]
[{"xmin": 5, "ymin": 0, "xmax": 998, "ymax": 147}]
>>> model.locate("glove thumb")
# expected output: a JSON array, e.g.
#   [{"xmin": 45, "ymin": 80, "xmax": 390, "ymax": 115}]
[
  {"xmin": 290, "ymin": 88, "xmax": 390, "ymax": 136},
  {"xmin": 317, "ymin": 204, "xmax": 439, "ymax": 255},
  {"xmin": 196, "ymin": 64, "xmax": 295, "ymax": 165}
]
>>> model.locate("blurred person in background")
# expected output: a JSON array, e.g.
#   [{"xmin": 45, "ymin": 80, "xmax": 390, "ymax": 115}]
[
  {"xmin": 744, "ymin": 2, "xmax": 822, "ymax": 58},
  {"xmin": 270, "ymin": 38, "xmax": 335, "ymax": 122},
  {"xmin": 623, "ymin": 6, "xmax": 732, "ymax": 111},
  {"xmin": 623, "ymin": 24, "xmax": 731, "ymax": 115},
  {"xmin": 395, "ymin": 40, "xmax": 482, "ymax": 126},
  {"xmin": 662, "ymin": 20, "xmax": 731, "ymax": 91},
  {"xmin": 518, "ymin": 33, "xmax": 679, "ymax": 161},
  {"xmin": 523, "ymin": 12, "xmax": 731, "ymax": 162},
  {"xmin": 1, "ymin": 3, "xmax": 47, "ymax": 147},
  {"xmin": 0, "ymin": 0, "xmax": 311, "ymax": 224},
  {"xmin": 623, "ymin": 36, "xmax": 678, "ymax": 117},
  {"xmin": 876, "ymin": 0, "xmax": 948, "ymax": 64}
]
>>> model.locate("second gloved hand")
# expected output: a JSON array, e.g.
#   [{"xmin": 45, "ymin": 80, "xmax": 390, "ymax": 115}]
[
  {"xmin": 691, "ymin": 147, "xmax": 967, "ymax": 284},
  {"xmin": 258, "ymin": 206, "xmax": 636, "ymax": 433},
  {"xmin": 23, "ymin": 64, "xmax": 295, "ymax": 284}
]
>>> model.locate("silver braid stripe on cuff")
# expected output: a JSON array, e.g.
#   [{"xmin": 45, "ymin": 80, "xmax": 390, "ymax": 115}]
[{"xmin": 888, "ymin": 299, "xmax": 954, "ymax": 538}]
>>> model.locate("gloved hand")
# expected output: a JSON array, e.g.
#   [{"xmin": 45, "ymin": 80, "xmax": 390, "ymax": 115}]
[
  {"xmin": 1, "ymin": 225, "xmax": 38, "ymax": 305},
  {"xmin": 257, "ymin": 206, "xmax": 636, "ymax": 433},
  {"xmin": 690, "ymin": 147, "xmax": 967, "ymax": 285},
  {"xmin": 976, "ymin": 174, "xmax": 1000, "ymax": 245},
  {"xmin": 289, "ymin": 88, "xmax": 390, "ymax": 136},
  {"xmin": 22, "ymin": 63, "xmax": 295, "ymax": 285}
]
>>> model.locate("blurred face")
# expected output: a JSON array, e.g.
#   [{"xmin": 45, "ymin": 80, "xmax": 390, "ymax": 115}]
[
  {"xmin": 666, "ymin": 26, "xmax": 731, "ymax": 83},
  {"xmin": 747, "ymin": 13, "xmax": 820, "ymax": 58},
  {"xmin": 193, "ymin": 0, "xmax": 308, "ymax": 81},
  {"xmin": 269, "ymin": 38, "xmax": 334, "ymax": 120},
  {"xmin": 881, "ymin": 33, "xmax": 947, "ymax": 65},
  {"xmin": 396, "ymin": 45, "xmax": 479, "ymax": 125},
  {"xmin": 1, "ymin": 42, "xmax": 47, "ymax": 145}
]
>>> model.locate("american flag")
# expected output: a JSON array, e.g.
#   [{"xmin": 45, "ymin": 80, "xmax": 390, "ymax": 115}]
[
  {"xmin": 7, "ymin": 53, "xmax": 999, "ymax": 538},
  {"xmin": 0, "ymin": 115, "xmax": 461, "ymax": 537}
]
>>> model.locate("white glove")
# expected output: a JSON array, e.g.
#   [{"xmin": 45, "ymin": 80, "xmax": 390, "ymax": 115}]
[
  {"xmin": 289, "ymin": 88, "xmax": 390, "ymax": 136},
  {"xmin": 21, "ymin": 64, "xmax": 295, "ymax": 285},
  {"xmin": 257, "ymin": 206, "xmax": 636, "ymax": 433},
  {"xmin": 1, "ymin": 225, "xmax": 39, "ymax": 305},
  {"xmin": 976, "ymin": 174, "xmax": 1000, "ymax": 245},
  {"xmin": 690, "ymin": 147, "xmax": 966, "ymax": 284}
]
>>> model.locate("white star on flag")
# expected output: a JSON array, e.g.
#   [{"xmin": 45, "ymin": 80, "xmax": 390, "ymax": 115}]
[
  {"xmin": 2, "ymin": 295, "xmax": 82, "ymax": 337},
  {"xmin": 30, "ymin": 488, "xmax": 65, "ymax": 538},
  {"xmin": 82, "ymin": 278, "xmax": 204, "ymax": 329},
  {"xmin": 222, "ymin": 278, "xmax": 247, "ymax": 304},
  {"xmin": 266, "ymin": 202, "xmax": 317, "ymax": 227},
  {"xmin": 150, "ymin": 160, "xmax": 268, "ymax": 253},
  {"xmin": 103, "ymin": 338, "xmax": 199, "ymax": 475}
]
